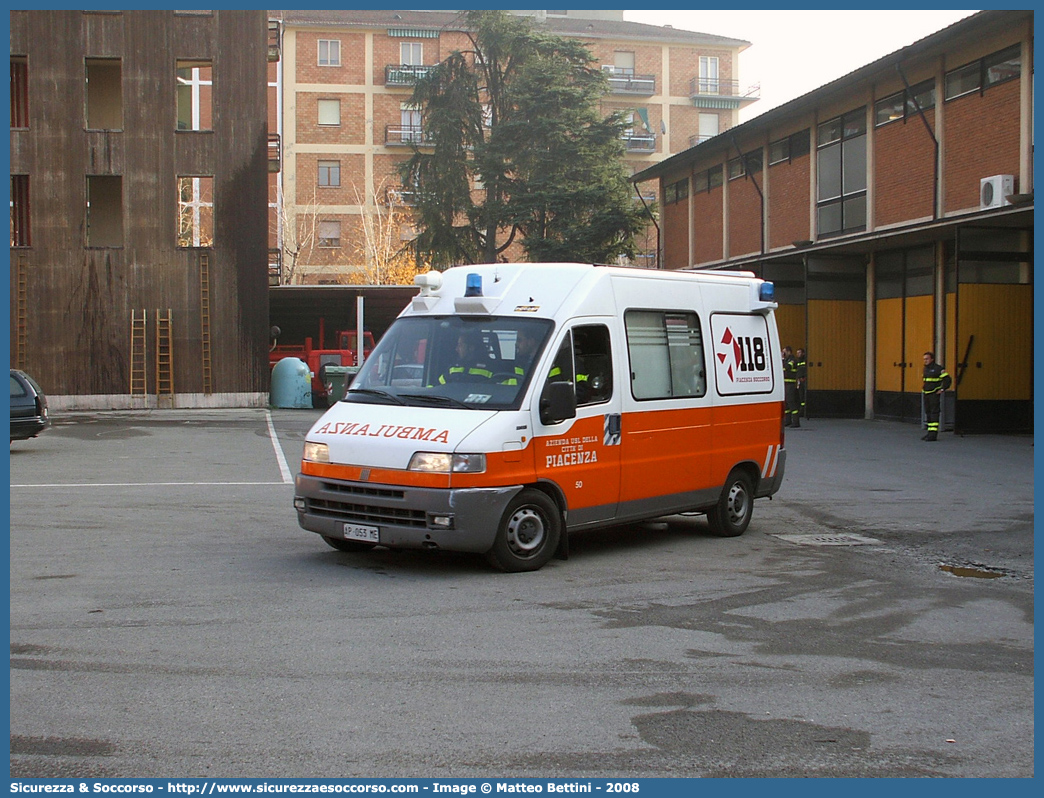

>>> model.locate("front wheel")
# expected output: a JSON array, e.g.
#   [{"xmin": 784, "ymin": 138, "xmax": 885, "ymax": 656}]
[
  {"xmin": 706, "ymin": 470, "xmax": 754, "ymax": 537},
  {"xmin": 322, "ymin": 535, "xmax": 376, "ymax": 553},
  {"xmin": 485, "ymin": 489, "xmax": 562, "ymax": 573}
]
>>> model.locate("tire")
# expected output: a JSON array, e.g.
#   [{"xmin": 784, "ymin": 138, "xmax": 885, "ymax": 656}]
[
  {"xmin": 706, "ymin": 469, "xmax": 754, "ymax": 537},
  {"xmin": 485, "ymin": 489, "xmax": 562, "ymax": 573},
  {"xmin": 321, "ymin": 535, "xmax": 376, "ymax": 553}
]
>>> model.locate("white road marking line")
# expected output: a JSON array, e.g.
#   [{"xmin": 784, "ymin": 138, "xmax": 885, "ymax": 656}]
[{"xmin": 266, "ymin": 408, "xmax": 294, "ymax": 484}]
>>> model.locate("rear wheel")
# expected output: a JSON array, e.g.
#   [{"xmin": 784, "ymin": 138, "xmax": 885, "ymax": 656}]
[
  {"xmin": 485, "ymin": 489, "xmax": 561, "ymax": 573},
  {"xmin": 707, "ymin": 470, "xmax": 754, "ymax": 537},
  {"xmin": 322, "ymin": 535, "xmax": 376, "ymax": 553}
]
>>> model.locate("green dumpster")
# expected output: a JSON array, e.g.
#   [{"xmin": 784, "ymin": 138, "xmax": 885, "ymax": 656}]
[{"xmin": 319, "ymin": 365, "xmax": 359, "ymax": 404}]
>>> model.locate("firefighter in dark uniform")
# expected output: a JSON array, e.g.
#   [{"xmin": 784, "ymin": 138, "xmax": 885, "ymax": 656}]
[
  {"xmin": 782, "ymin": 346, "xmax": 800, "ymax": 427},
  {"xmin": 921, "ymin": 351, "xmax": 951, "ymax": 441},
  {"xmin": 438, "ymin": 332, "xmax": 492, "ymax": 384},
  {"xmin": 795, "ymin": 348, "xmax": 808, "ymax": 419}
]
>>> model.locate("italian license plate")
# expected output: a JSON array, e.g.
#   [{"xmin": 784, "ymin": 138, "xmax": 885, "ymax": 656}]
[{"xmin": 343, "ymin": 523, "xmax": 380, "ymax": 543}]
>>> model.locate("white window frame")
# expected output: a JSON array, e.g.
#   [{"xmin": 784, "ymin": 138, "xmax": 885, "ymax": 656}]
[
  {"xmin": 318, "ymin": 220, "xmax": 341, "ymax": 248},
  {"xmin": 698, "ymin": 56, "xmax": 719, "ymax": 94},
  {"xmin": 318, "ymin": 39, "xmax": 341, "ymax": 67},
  {"xmin": 317, "ymin": 99, "xmax": 341, "ymax": 126},
  {"xmin": 400, "ymin": 42, "xmax": 423, "ymax": 66}
]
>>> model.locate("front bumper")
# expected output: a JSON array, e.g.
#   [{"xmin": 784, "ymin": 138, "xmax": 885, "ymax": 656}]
[{"xmin": 294, "ymin": 473, "xmax": 522, "ymax": 553}]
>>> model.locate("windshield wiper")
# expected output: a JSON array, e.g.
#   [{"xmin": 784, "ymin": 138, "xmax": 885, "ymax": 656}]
[
  {"xmin": 400, "ymin": 393, "xmax": 471, "ymax": 409},
  {"xmin": 346, "ymin": 388, "xmax": 406, "ymax": 405}
]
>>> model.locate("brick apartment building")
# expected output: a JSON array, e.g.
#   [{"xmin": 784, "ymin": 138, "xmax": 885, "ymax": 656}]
[
  {"xmin": 266, "ymin": 9, "xmax": 758, "ymax": 284},
  {"xmin": 634, "ymin": 10, "xmax": 1033, "ymax": 434},
  {"xmin": 10, "ymin": 10, "xmax": 271, "ymax": 408}
]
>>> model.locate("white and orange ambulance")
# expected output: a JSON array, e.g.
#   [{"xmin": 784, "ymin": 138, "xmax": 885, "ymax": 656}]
[{"xmin": 294, "ymin": 262, "xmax": 785, "ymax": 572}]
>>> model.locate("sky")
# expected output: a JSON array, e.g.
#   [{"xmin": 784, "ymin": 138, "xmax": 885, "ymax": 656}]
[{"xmin": 624, "ymin": 9, "xmax": 979, "ymax": 122}]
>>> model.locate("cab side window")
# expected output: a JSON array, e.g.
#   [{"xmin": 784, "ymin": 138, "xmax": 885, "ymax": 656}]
[
  {"xmin": 625, "ymin": 310, "xmax": 706, "ymax": 400},
  {"xmin": 547, "ymin": 325, "xmax": 612, "ymax": 406}
]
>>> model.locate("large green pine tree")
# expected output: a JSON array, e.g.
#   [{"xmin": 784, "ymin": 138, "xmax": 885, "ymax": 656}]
[{"xmin": 400, "ymin": 10, "xmax": 650, "ymax": 268}]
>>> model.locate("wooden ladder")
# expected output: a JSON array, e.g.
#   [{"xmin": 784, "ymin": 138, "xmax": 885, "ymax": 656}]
[
  {"xmin": 15, "ymin": 255, "xmax": 28, "ymax": 370},
  {"xmin": 156, "ymin": 309, "xmax": 174, "ymax": 398},
  {"xmin": 130, "ymin": 309, "xmax": 148, "ymax": 395},
  {"xmin": 200, "ymin": 254, "xmax": 213, "ymax": 394}
]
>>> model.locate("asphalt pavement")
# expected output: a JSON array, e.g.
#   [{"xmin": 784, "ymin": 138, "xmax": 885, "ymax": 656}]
[{"xmin": 7, "ymin": 408, "xmax": 1034, "ymax": 778}]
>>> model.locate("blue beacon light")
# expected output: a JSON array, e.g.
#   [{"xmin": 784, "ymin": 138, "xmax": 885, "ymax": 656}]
[{"xmin": 465, "ymin": 273, "xmax": 483, "ymax": 297}]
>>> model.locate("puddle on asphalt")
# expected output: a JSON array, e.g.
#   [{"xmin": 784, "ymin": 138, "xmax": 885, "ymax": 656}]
[{"xmin": 938, "ymin": 564, "xmax": 1005, "ymax": 579}]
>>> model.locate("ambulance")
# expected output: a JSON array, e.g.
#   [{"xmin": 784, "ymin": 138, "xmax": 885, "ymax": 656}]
[{"xmin": 293, "ymin": 262, "xmax": 785, "ymax": 572}]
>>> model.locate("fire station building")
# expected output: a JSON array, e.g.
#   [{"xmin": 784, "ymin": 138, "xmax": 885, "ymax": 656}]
[{"xmin": 633, "ymin": 10, "xmax": 1033, "ymax": 433}]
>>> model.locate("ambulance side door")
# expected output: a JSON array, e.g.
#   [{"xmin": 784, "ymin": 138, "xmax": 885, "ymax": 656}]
[{"xmin": 531, "ymin": 322, "xmax": 621, "ymax": 527}]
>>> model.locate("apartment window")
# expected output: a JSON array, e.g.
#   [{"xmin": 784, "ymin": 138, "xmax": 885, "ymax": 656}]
[
  {"xmin": 728, "ymin": 157, "xmax": 745, "ymax": 180},
  {"xmin": 698, "ymin": 113, "xmax": 719, "ymax": 143},
  {"xmin": 86, "ymin": 58, "xmax": 123, "ymax": 130},
  {"xmin": 626, "ymin": 310, "xmax": 707, "ymax": 400},
  {"xmin": 613, "ymin": 51, "xmax": 635, "ymax": 75},
  {"xmin": 317, "ymin": 99, "xmax": 340, "ymax": 126},
  {"xmin": 698, "ymin": 56, "xmax": 719, "ymax": 94},
  {"xmin": 177, "ymin": 176, "xmax": 214, "ymax": 247},
  {"xmin": 817, "ymin": 108, "xmax": 866, "ymax": 236},
  {"xmin": 400, "ymin": 42, "xmax": 423, "ymax": 66},
  {"xmin": 875, "ymin": 79, "xmax": 935, "ymax": 127},
  {"xmin": 318, "ymin": 160, "xmax": 341, "ymax": 187},
  {"xmin": 10, "ymin": 175, "xmax": 30, "ymax": 247},
  {"xmin": 946, "ymin": 45, "xmax": 1021, "ymax": 101},
  {"xmin": 176, "ymin": 60, "xmax": 212, "ymax": 131},
  {"xmin": 318, "ymin": 220, "xmax": 341, "ymax": 248},
  {"xmin": 86, "ymin": 175, "xmax": 123, "ymax": 247},
  {"xmin": 11, "ymin": 57, "xmax": 28, "ymax": 128},
  {"xmin": 318, "ymin": 39, "xmax": 341, "ymax": 67},
  {"xmin": 401, "ymin": 104, "xmax": 423, "ymax": 141}
]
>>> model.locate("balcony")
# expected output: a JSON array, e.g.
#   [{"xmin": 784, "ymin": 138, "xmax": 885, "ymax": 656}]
[
  {"xmin": 386, "ymin": 64, "xmax": 434, "ymax": 87},
  {"xmin": 601, "ymin": 66, "xmax": 655, "ymax": 96},
  {"xmin": 267, "ymin": 20, "xmax": 280, "ymax": 62},
  {"xmin": 689, "ymin": 78, "xmax": 760, "ymax": 110},
  {"xmin": 622, "ymin": 132, "xmax": 656, "ymax": 153},
  {"xmin": 268, "ymin": 133, "xmax": 280, "ymax": 172},
  {"xmin": 688, "ymin": 133, "xmax": 716, "ymax": 148},
  {"xmin": 384, "ymin": 186, "xmax": 419, "ymax": 205},
  {"xmin": 385, "ymin": 125, "xmax": 431, "ymax": 146}
]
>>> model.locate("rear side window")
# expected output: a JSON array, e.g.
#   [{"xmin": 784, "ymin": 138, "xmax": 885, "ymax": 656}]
[
  {"xmin": 624, "ymin": 310, "xmax": 707, "ymax": 400},
  {"xmin": 709, "ymin": 313, "xmax": 775, "ymax": 395},
  {"xmin": 11, "ymin": 375, "xmax": 28, "ymax": 398}
]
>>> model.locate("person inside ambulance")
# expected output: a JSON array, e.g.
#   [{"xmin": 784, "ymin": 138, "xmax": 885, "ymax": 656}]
[
  {"xmin": 438, "ymin": 331, "xmax": 493, "ymax": 384},
  {"xmin": 499, "ymin": 328, "xmax": 539, "ymax": 386}
]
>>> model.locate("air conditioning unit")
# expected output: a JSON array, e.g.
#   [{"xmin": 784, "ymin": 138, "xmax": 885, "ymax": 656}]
[{"xmin": 980, "ymin": 174, "xmax": 1015, "ymax": 209}]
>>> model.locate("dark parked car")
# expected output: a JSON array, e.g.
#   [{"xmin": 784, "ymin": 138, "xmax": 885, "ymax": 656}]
[{"xmin": 10, "ymin": 369, "xmax": 49, "ymax": 442}]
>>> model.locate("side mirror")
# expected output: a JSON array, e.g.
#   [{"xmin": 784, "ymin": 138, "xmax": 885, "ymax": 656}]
[{"xmin": 539, "ymin": 380, "xmax": 577, "ymax": 425}]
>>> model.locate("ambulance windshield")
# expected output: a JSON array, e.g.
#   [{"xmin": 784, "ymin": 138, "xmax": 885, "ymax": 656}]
[{"xmin": 345, "ymin": 316, "xmax": 554, "ymax": 409}]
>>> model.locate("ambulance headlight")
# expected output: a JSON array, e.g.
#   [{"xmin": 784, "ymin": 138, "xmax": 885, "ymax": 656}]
[
  {"xmin": 409, "ymin": 452, "xmax": 486, "ymax": 473},
  {"xmin": 303, "ymin": 442, "xmax": 330, "ymax": 464}
]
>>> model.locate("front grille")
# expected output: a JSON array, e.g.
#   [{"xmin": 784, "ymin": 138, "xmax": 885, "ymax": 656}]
[
  {"xmin": 321, "ymin": 481, "xmax": 405, "ymax": 500},
  {"xmin": 308, "ymin": 497, "xmax": 428, "ymax": 528}
]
